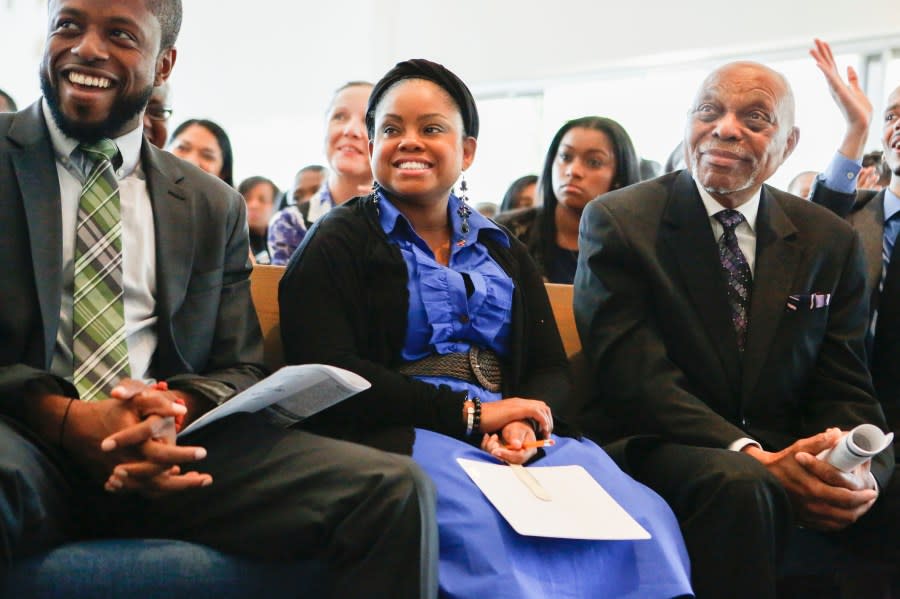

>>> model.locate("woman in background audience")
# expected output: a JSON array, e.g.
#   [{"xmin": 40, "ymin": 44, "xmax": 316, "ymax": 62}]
[
  {"xmin": 168, "ymin": 118, "xmax": 234, "ymax": 186},
  {"xmin": 238, "ymin": 176, "xmax": 278, "ymax": 264},
  {"xmin": 497, "ymin": 117, "xmax": 639, "ymax": 283},
  {"xmin": 498, "ymin": 174, "xmax": 538, "ymax": 212},
  {"xmin": 280, "ymin": 58, "xmax": 692, "ymax": 599},
  {"xmin": 268, "ymin": 82, "xmax": 374, "ymax": 265}
]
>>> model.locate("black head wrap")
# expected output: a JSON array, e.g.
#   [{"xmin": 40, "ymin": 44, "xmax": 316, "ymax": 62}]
[{"xmin": 366, "ymin": 59, "xmax": 479, "ymax": 140}]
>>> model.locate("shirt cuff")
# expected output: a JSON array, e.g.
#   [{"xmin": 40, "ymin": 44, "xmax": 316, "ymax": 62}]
[
  {"xmin": 819, "ymin": 152, "xmax": 862, "ymax": 194},
  {"xmin": 728, "ymin": 437, "xmax": 761, "ymax": 452}
]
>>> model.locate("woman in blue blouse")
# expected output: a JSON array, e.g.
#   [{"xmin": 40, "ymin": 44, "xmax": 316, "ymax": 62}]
[{"xmin": 280, "ymin": 59, "xmax": 692, "ymax": 599}]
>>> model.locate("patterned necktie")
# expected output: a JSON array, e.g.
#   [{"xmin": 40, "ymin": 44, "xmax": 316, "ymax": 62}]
[
  {"xmin": 72, "ymin": 139, "xmax": 130, "ymax": 401},
  {"xmin": 714, "ymin": 209, "xmax": 753, "ymax": 352}
]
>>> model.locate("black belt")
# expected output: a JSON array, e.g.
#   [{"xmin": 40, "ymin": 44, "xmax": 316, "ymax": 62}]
[{"xmin": 396, "ymin": 347, "xmax": 502, "ymax": 392}]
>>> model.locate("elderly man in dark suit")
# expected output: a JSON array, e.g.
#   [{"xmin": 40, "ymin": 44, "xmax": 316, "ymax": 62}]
[
  {"xmin": 0, "ymin": 1, "xmax": 437, "ymax": 597},
  {"xmin": 575, "ymin": 60, "xmax": 896, "ymax": 598}
]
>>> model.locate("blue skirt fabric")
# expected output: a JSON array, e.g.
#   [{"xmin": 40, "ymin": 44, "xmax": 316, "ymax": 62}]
[{"xmin": 412, "ymin": 429, "xmax": 693, "ymax": 599}]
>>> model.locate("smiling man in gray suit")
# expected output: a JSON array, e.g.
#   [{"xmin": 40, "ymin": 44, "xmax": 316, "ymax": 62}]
[
  {"xmin": 575, "ymin": 61, "xmax": 897, "ymax": 598},
  {"xmin": 0, "ymin": 1, "xmax": 437, "ymax": 596}
]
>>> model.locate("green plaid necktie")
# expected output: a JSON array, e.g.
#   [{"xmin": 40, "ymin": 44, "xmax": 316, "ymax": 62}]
[{"xmin": 72, "ymin": 139, "xmax": 131, "ymax": 401}]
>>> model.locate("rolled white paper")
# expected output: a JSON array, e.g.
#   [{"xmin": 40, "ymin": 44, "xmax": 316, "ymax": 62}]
[{"xmin": 816, "ymin": 424, "xmax": 894, "ymax": 473}]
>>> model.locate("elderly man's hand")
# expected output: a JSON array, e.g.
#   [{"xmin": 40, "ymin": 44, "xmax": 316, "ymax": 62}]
[{"xmin": 743, "ymin": 430, "xmax": 877, "ymax": 531}]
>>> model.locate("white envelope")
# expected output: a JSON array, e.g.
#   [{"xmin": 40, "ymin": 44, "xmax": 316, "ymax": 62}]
[{"xmin": 457, "ymin": 458, "xmax": 651, "ymax": 541}]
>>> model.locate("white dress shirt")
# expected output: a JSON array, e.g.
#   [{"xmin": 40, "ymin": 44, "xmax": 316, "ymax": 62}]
[
  {"xmin": 693, "ymin": 177, "xmax": 762, "ymax": 452},
  {"xmin": 43, "ymin": 100, "xmax": 158, "ymax": 386},
  {"xmin": 694, "ymin": 177, "xmax": 761, "ymax": 276}
]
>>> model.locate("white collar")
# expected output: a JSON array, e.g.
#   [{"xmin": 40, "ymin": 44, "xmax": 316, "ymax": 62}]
[
  {"xmin": 41, "ymin": 97, "xmax": 144, "ymax": 178},
  {"xmin": 693, "ymin": 175, "xmax": 761, "ymax": 232}
]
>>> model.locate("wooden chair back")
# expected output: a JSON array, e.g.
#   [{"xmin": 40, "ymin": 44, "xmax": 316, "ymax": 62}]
[
  {"xmin": 251, "ymin": 268, "xmax": 582, "ymax": 368},
  {"xmin": 249, "ymin": 264, "xmax": 286, "ymax": 370},
  {"xmin": 544, "ymin": 283, "xmax": 581, "ymax": 357}
]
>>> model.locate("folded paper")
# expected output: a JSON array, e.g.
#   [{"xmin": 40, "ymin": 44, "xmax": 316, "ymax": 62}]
[
  {"xmin": 816, "ymin": 424, "xmax": 893, "ymax": 473},
  {"xmin": 179, "ymin": 364, "xmax": 369, "ymax": 437},
  {"xmin": 457, "ymin": 458, "xmax": 651, "ymax": 540}
]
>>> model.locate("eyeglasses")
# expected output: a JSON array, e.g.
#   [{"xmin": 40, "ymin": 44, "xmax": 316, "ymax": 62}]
[{"xmin": 146, "ymin": 106, "xmax": 173, "ymax": 121}]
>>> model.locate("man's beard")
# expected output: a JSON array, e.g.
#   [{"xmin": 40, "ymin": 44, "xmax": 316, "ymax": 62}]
[
  {"xmin": 689, "ymin": 151, "xmax": 760, "ymax": 197},
  {"xmin": 40, "ymin": 69, "xmax": 152, "ymax": 143}
]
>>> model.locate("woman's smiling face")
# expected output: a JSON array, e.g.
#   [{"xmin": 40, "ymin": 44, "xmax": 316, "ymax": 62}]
[
  {"xmin": 325, "ymin": 83, "xmax": 372, "ymax": 180},
  {"xmin": 369, "ymin": 78, "xmax": 476, "ymax": 206}
]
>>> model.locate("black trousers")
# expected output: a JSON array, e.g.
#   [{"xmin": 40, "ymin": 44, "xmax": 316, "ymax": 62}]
[
  {"xmin": 0, "ymin": 412, "xmax": 438, "ymax": 599},
  {"xmin": 616, "ymin": 440, "xmax": 900, "ymax": 599}
]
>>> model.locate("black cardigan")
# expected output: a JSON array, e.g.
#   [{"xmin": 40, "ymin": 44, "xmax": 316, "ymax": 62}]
[
  {"xmin": 279, "ymin": 195, "xmax": 571, "ymax": 453},
  {"xmin": 495, "ymin": 206, "xmax": 548, "ymax": 279}
]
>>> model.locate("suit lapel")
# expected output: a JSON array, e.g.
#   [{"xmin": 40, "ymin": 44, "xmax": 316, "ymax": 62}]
[
  {"xmin": 8, "ymin": 103, "xmax": 64, "ymax": 367},
  {"xmin": 852, "ymin": 190, "xmax": 886, "ymax": 304},
  {"xmin": 661, "ymin": 170, "xmax": 742, "ymax": 391},
  {"xmin": 142, "ymin": 141, "xmax": 193, "ymax": 331},
  {"xmin": 741, "ymin": 187, "xmax": 801, "ymax": 402}
]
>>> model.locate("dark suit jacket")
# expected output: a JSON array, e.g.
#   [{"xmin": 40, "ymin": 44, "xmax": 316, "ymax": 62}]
[
  {"xmin": 575, "ymin": 169, "xmax": 893, "ymax": 487},
  {"xmin": 0, "ymin": 102, "xmax": 265, "ymax": 419},
  {"xmin": 810, "ymin": 184, "xmax": 900, "ymax": 432},
  {"xmin": 809, "ymin": 183, "xmax": 882, "ymax": 302}
]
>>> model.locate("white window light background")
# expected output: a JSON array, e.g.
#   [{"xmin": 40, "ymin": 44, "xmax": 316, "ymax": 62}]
[
  {"xmin": 2, "ymin": 0, "xmax": 898, "ymax": 201},
  {"xmin": 468, "ymin": 50, "xmax": 881, "ymax": 208},
  {"xmin": 464, "ymin": 94, "xmax": 544, "ymax": 207},
  {"xmin": 541, "ymin": 68, "xmax": 707, "ymax": 176},
  {"xmin": 770, "ymin": 53, "xmax": 862, "ymax": 190},
  {"xmin": 886, "ymin": 50, "xmax": 900, "ymax": 114}
]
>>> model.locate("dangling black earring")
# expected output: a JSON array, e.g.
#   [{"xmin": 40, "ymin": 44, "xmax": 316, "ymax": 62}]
[
  {"xmin": 372, "ymin": 181, "xmax": 382, "ymax": 208},
  {"xmin": 457, "ymin": 175, "xmax": 471, "ymax": 234},
  {"xmin": 371, "ymin": 181, "xmax": 382, "ymax": 215}
]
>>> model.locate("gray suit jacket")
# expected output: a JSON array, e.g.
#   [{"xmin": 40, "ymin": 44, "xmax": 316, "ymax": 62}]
[
  {"xmin": 0, "ymin": 102, "xmax": 265, "ymax": 418},
  {"xmin": 575, "ymin": 170, "xmax": 893, "ymax": 487}
]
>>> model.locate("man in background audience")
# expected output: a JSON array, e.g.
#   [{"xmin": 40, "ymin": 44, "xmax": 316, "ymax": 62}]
[
  {"xmin": 475, "ymin": 201, "xmax": 498, "ymax": 218},
  {"xmin": 292, "ymin": 163, "xmax": 326, "ymax": 204},
  {"xmin": 639, "ymin": 156, "xmax": 662, "ymax": 180},
  {"xmin": 0, "ymin": 1, "xmax": 438, "ymax": 596},
  {"xmin": 787, "ymin": 169, "xmax": 817, "ymax": 198},
  {"xmin": 0, "ymin": 88, "xmax": 17, "ymax": 113},
  {"xmin": 275, "ymin": 164, "xmax": 327, "ymax": 211},
  {"xmin": 663, "ymin": 140, "xmax": 685, "ymax": 173},
  {"xmin": 143, "ymin": 80, "xmax": 172, "ymax": 148},
  {"xmin": 575, "ymin": 59, "xmax": 897, "ymax": 598},
  {"xmin": 238, "ymin": 175, "xmax": 278, "ymax": 264},
  {"xmin": 860, "ymin": 149, "xmax": 891, "ymax": 190}
]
